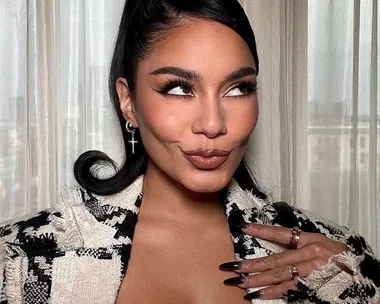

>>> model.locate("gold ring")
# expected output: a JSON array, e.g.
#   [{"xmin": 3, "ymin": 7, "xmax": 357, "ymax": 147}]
[
  {"xmin": 288, "ymin": 227, "xmax": 301, "ymax": 250},
  {"xmin": 289, "ymin": 264, "xmax": 299, "ymax": 281}
]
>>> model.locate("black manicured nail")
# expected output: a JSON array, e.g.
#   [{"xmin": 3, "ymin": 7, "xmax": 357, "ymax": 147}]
[
  {"xmin": 240, "ymin": 222, "xmax": 252, "ymax": 229},
  {"xmin": 219, "ymin": 261, "xmax": 243, "ymax": 271},
  {"xmin": 223, "ymin": 276, "xmax": 246, "ymax": 286},
  {"xmin": 243, "ymin": 290, "xmax": 263, "ymax": 301}
]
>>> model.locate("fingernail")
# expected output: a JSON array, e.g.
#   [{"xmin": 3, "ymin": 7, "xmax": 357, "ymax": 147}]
[
  {"xmin": 240, "ymin": 222, "xmax": 252, "ymax": 229},
  {"xmin": 219, "ymin": 261, "xmax": 243, "ymax": 271},
  {"xmin": 243, "ymin": 290, "xmax": 263, "ymax": 301},
  {"xmin": 228, "ymin": 218, "xmax": 252, "ymax": 229},
  {"xmin": 223, "ymin": 276, "xmax": 246, "ymax": 286}
]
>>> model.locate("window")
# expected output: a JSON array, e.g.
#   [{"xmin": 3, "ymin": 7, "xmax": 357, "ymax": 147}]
[
  {"xmin": 360, "ymin": 152, "xmax": 368, "ymax": 165},
  {"xmin": 360, "ymin": 136, "xmax": 365, "ymax": 149}
]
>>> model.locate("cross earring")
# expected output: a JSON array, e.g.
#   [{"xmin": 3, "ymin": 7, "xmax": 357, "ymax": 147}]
[{"xmin": 125, "ymin": 120, "xmax": 138, "ymax": 154}]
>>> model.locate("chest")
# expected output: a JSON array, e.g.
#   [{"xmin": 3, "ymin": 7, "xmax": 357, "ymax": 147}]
[{"xmin": 116, "ymin": 220, "xmax": 247, "ymax": 304}]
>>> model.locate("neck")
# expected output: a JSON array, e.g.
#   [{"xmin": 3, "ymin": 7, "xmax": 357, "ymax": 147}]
[{"xmin": 140, "ymin": 159, "xmax": 227, "ymax": 224}]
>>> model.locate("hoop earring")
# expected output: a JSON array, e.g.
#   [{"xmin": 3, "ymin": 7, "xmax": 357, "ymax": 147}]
[{"xmin": 125, "ymin": 120, "xmax": 138, "ymax": 154}]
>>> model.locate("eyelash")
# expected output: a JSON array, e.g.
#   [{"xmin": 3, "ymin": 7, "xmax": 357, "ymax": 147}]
[
  {"xmin": 229, "ymin": 80, "xmax": 258, "ymax": 97},
  {"xmin": 155, "ymin": 79, "xmax": 258, "ymax": 98},
  {"xmin": 156, "ymin": 79, "xmax": 195, "ymax": 98}
]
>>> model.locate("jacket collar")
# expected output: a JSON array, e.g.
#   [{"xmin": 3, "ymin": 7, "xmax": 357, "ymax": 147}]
[
  {"xmin": 88, "ymin": 174, "xmax": 271, "ymax": 212},
  {"xmin": 57, "ymin": 175, "xmax": 276, "ymax": 251}
]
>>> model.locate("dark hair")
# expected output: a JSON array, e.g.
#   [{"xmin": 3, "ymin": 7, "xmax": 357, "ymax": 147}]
[{"xmin": 74, "ymin": 0, "xmax": 266, "ymax": 199}]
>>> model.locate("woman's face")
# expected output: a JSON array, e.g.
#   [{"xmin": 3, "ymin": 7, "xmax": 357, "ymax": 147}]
[{"xmin": 118, "ymin": 19, "xmax": 258, "ymax": 193}]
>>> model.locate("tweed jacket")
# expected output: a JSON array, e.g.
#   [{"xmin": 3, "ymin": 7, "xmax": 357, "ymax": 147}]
[{"xmin": 0, "ymin": 175, "xmax": 379, "ymax": 304}]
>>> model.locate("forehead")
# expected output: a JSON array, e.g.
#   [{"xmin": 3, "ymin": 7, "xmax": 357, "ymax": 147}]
[{"xmin": 139, "ymin": 19, "xmax": 256, "ymax": 78}]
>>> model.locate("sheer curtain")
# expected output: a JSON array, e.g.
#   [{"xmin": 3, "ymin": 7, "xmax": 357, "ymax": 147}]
[
  {"xmin": 0, "ymin": 0, "xmax": 379, "ymax": 254},
  {"xmin": 0, "ymin": 0, "xmax": 124, "ymax": 220},
  {"xmin": 241, "ymin": 0, "xmax": 379, "ymax": 254},
  {"xmin": 307, "ymin": 0, "xmax": 379, "ymax": 254}
]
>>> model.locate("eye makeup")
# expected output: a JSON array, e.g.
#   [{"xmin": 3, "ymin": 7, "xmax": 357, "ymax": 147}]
[
  {"xmin": 154, "ymin": 78, "xmax": 195, "ymax": 98},
  {"xmin": 225, "ymin": 80, "xmax": 258, "ymax": 98},
  {"xmin": 153, "ymin": 78, "xmax": 258, "ymax": 99}
]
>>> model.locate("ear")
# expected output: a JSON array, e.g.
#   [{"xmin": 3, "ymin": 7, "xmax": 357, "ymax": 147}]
[{"xmin": 116, "ymin": 77, "xmax": 138, "ymax": 127}]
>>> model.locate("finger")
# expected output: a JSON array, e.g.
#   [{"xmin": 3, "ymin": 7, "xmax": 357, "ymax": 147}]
[
  {"xmin": 242, "ymin": 224, "xmax": 311, "ymax": 248},
  {"xmin": 236, "ymin": 242, "xmax": 335, "ymax": 274},
  {"xmin": 243, "ymin": 224, "xmax": 346, "ymax": 252},
  {"xmin": 237, "ymin": 260, "xmax": 321, "ymax": 288},
  {"xmin": 244, "ymin": 280, "xmax": 295, "ymax": 301}
]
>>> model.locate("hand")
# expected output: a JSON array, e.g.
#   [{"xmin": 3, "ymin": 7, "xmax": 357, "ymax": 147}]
[{"xmin": 219, "ymin": 224, "xmax": 347, "ymax": 301}]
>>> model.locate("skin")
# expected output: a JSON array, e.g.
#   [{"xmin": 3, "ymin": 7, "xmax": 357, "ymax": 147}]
[{"xmin": 115, "ymin": 18, "xmax": 346, "ymax": 303}]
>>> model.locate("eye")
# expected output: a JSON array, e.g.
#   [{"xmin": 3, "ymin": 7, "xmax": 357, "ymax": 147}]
[
  {"xmin": 155, "ymin": 79, "xmax": 195, "ymax": 97},
  {"xmin": 167, "ymin": 85, "xmax": 193, "ymax": 96},
  {"xmin": 225, "ymin": 81, "xmax": 258, "ymax": 97},
  {"xmin": 225, "ymin": 86, "xmax": 248, "ymax": 97}
]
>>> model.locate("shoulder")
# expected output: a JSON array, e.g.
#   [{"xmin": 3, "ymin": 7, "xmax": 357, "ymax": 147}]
[
  {"xmin": 288, "ymin": 205, "xmax": 351, "ymax": 239},
  {"xmin": 0, "ymin": 181, "xmax": 141, "ymax": 256},
  {"xmin": 0, "ymin": 187, "xmax": 132, "ymax": 302},
  {"xmin": 0, "ymin": 187, "xmax": 89, "ymax": 255},
  {"xmin": 0, "ymin": 187, "xmax": 88, "ymax": 299},
  {"xmin": 282, "ymin": 205, "xmax": 380, "ymax": 302}
]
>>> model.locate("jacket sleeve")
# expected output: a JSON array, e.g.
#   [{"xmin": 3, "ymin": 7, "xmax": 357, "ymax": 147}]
[
  {"xmin": 287, "ymin": 207, "xmax": 380, "ymax": 304},
  {"xmin": 0, "ymin": 223, "xmax": 14, "ymax": 303},
  {"xmin": 0, "ymin": 240, "xmax": 5, "ymax": 302}
]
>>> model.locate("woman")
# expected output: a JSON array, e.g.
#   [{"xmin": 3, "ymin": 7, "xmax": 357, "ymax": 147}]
[{"xmin": 0, "ymin": 0, "xmax": 379, "ymax": 303}]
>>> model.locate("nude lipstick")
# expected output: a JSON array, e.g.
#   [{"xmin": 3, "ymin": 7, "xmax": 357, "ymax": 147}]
[{"xmin": 182, "ymin": 149, "xmax": 230, "ymax": 170}]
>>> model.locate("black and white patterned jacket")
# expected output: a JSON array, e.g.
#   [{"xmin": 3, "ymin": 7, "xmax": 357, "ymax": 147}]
[{"xmin": 0, "ymin": 175, "xmax": 379, "ymax": 303}]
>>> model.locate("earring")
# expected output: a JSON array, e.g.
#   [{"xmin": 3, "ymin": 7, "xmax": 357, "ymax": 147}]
[{"xmin": 125, "ymin": 120, "xmax": 138, "ymax": 154}]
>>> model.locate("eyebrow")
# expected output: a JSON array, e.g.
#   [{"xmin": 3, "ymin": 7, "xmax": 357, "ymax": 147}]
[
  {"xmin": 224, "ymin": 66, "xmax": 257, "ymax": 82},
  {"xmin": 149, "ymin": 66, "xmax": 257, "ymax": 82},
  {"xmin": 149, "ymin": 67, "xmax": 201, "ymax": 81}
]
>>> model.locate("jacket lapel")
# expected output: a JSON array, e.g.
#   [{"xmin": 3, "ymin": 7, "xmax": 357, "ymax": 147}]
[{"xmin": 75, "ymin": 175, "xmax": 144, "ymax": 248}]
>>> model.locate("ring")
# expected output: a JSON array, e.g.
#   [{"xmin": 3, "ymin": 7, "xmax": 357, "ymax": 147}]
[
  {"xmin": 288, "ymin": 227, "xmax": 301, "ymax": 250},
  {"xmin": 289, "ymin": 264, "xmax": 299, "ymax": 281}
]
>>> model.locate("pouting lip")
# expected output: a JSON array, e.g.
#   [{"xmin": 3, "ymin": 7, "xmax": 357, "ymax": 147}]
[{"xmin": 182, "ymin": 149, "xmax": 231, "ymax": 158}]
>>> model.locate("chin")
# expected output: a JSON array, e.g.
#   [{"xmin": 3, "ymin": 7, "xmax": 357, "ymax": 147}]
[{"xmin": 179, "ymin": 170, "xmax": 232, "ymax": 193}]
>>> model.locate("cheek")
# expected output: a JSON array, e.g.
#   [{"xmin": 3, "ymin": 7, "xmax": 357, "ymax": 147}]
[
  {"xmin": 134, "ymin": 98, "xmax": 187, "ymax": 145},
  {"xmin": 228, "ymin": 99, "xmax": 259, "ymax": 144}
]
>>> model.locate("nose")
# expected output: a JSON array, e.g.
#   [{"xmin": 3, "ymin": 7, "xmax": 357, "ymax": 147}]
[{"xmin": 191, "ymin": 96, "xmax": 227, "ymax": 138}]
